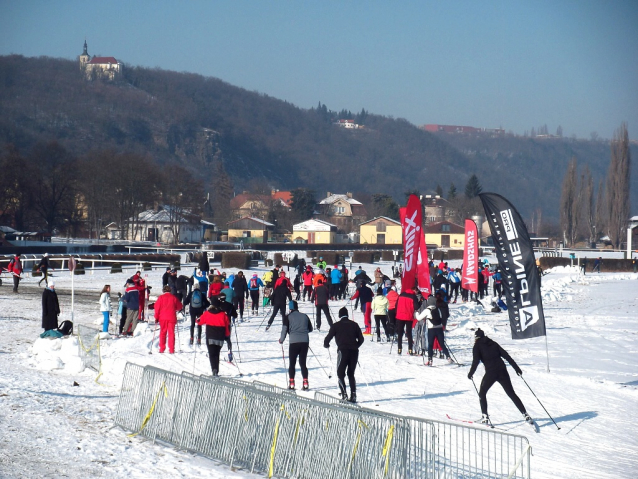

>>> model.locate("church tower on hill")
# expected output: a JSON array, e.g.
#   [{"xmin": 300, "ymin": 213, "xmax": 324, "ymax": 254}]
[
  {"xmin": 79, "ymin": 39, "xmax": 90, "ymax": 69},
  {"xmin": 78, "ymin": 40, "xmax": 122, "ymax": 81}
]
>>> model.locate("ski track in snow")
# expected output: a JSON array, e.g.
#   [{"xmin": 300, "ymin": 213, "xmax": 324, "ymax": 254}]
[{"xmin": 0, "ymin": 262, "xmax": 637, "ymax": 478}]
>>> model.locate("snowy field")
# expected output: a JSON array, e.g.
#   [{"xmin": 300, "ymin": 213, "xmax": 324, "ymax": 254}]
[{"xmin": 1, "ymin": 259, "xmax": 637, "ymax": 478}]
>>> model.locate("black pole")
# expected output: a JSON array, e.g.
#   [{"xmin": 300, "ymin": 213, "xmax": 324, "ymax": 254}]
[
  {"xmin": 470, "ymin": 377, "xmax": 495, "ymax": 428},
  {"xmin": 520, "ymin": 375, "xmax": 561, "ymax": 430},
  {"xmin": 444, "ymin": 339, "xmax": 461, "ymax": 365}
]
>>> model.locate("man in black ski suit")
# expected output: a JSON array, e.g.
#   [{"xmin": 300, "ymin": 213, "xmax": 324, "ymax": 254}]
[
  {"xmin": 324, "ymin": 307, "xmax": 364, "ymax": 403},
  {"xmin": 266, "ymin": 280, "xmax": 292, "ymax": 331},
  {"xmin": 467, "ymin": 329, "xmax": 532, "ymax": 425}
]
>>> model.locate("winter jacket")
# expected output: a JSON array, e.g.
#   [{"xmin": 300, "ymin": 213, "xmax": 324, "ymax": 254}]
[
  {"xmin": 433, "ymin": 273, "xmax": 447, "ymax": 291},
  {"xmin": 176, "ymin": 275, "xmax": 189, "ymax": 291},
  {"xmin": 38, "ymin": 256, "xmax": 50, "ymax": 271},
  {"xmin": 395, "ymin": 290, "xmax": 419, "ymax": 322},
  {"xmin": 123, "ymin": 287, "xmax": 140, "ymax": 310},
  {"xmin": 302, "ymin": 270, "xmax": 314, "ymax": 286},
  {"xmin": 351, "ymin": 285, "xmax": 373, "ymax": 304},
  {"xmin": 8, "ymin": 256, "xmax": 23, "ymax": 275},
  {"xmin": 274, "ymin": 276, "xmax": 292, "ymax": 289},
  {"xmin": 317, "ymin": 260, "xmax": 327, "ymax": 270},
  {"xmin": 448, "ymin": 271, "xmax": 460, "ymax": 284},
  {"xmin": 221, "ymin": 286, "xmax": 234, "ymax": 303},
  {"xmin": 198, "ymin": 307, "xmax": 230, "ymax": 345},
  {"xmin": 313, "ymin": 274, "xmax": 326, "ymax": 288},
  {"xmin": 99, "ymin": 292, "xmax": 112, "ymax": 312},
  {"xmin": 248, "ymin": 275, "xmax": 264, "ymax": 291},
  {"xmin": 314, "ymin": 284, "xmax": 330, "ymax": 306},
  {"xmin": 262, "ymin": 271, "xmax": 274, "ymax": 285},
  {"xmin": 154, "ymin": 292, "xmax": 183, "ymax": 323},
  {"xmin": 374, "ymin": 269, "xmax": 383, "ymax": 284},
  {"xmin": 280, "ymin": 310, "xmax": 313, "ymax": 344},
  {"xmin": 468, "ymin": 336, "xmax": 522, "ymax": 378},
  {"xmin": 330, "ymin": 268, "xmax": 342, "ymax": 284},
  {"xmin": 42, "ymin": 287, "xmax": 60, "ymax": 330},
  {"xmin": 193, "ymin": 269, "xmax": 208, "ymax": 290},
  {"xmin": 355, "ymin": 272, "xmax": 372, "ymax": 288},
  {"xmin": 371, "ymin": 295, "xmax": 389, "ymax": 315},
  {"xmin": 386, "ymin": 290, "xmax": 399, "ymax": 310},
  {"xmin": 271, "ymin": 283, "xmax": 292, "ymax": 307},
  {"xmin": 232, "ymin": 276, "xmax": 249, "ymax": 299},
  {"xmin": 416, "ymin": 305, "xmax": 447, "ymax": 328},
  {"xmin": 219, "ymin": 300, "xmax": 238, "ymax": 323},
  {"xmin": 324, "ymin": 318, "xmax": 365, "ymax": 351},
  {"xmin": 198, "ymin": 255, "xmax": 209, "ymax": 275},
  {"xmin": 208, "ymin": 281, "xmax": 223, "ymax": 298}
]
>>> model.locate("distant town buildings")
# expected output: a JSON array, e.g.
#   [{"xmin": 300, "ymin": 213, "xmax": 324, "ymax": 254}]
[
  {"xmin": 315, "ymin": 192, "xmax": 367, "ymax": 234},
  {"xmin": 79, "ymin": 40, "xmax": 122, "ymax": 81},
  {"xmin": 422, "ymin": 124, "xmax": 504, "ymax": 136},
  {"xmin": 334, "ymin": 119, "xmax": 362, "ymax": 129}
]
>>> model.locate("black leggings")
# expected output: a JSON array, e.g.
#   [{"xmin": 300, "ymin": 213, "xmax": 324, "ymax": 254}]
[
  {"xmin": 233, "ymin": 296, "xmax": 245, "ymax": 318},
  {"xmin": 207, "ymin": 343, "xmax": 222, "ymax": 375},
  {"xmin": 250, "ymin": 290, "xmax": 260, "ymax": 311},
  {"xmin": 288, "ymin": 342, "xmax": 309, "ymax": 379},
  {"xmin": 315, "ymin": 304, "xmax": 333, "ymax": 329},
  {"xmin": 337, "ymin": 349, "xmax": 359, "ymax": 394},
  {"xmin": 374, "ymin": 314, "xmax": 389, "ymax": 339},
  {"xmin": 268, "ymin": 305, "xmax": 286, "ymax": 326},
  {"xmin": 396, "ymin": 320, "xmax": 413, "ymax": 351},
  {"xmin": 479, "ymin": 369, "xmax": 526, "ymax": 416},
  {"xmin": 190, "ymin": 310, "xmax": 202, "ymax": 340},
  {"xmin": 427, "ymin": 328, "xmax": 449, "ymax": 359}
]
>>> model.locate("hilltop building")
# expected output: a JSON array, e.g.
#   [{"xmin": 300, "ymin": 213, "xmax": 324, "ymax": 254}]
[
  {"xmin": 79, "ymin": 40, "xmax": 122, "ymax": 81},
  {"xmin": 315, "ymin": 192, "xmax": 367, "ymax": 234}
]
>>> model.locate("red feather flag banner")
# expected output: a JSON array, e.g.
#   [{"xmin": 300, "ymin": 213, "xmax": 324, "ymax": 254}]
[
  {"xmin": 462, "ymin": 219, "xmax": 479, "ymax": 293},
  {"xmin": 416, "ymin": 229, "xmax": 431, "ymax": 295},
  {"xmin": 401, "ymin": 195, "xmax": 422, "ymax": 291}
]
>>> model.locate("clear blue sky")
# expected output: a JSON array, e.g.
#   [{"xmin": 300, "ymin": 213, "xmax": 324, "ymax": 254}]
[{"xmin": 1, "ymin": 0, "xmax": 637, "ymax": 140}]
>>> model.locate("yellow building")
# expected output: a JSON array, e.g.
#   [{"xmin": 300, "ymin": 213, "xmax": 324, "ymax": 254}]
[
  {"xmin": 227, "ymin": 217, "xmax": 274, "ymax": 243},
  {"xmin": 292, "ymin": 219, "xmax": 337, "ymax": 244},
  {"xmin": 424, "ymin": 221, "xmax": 465, "ymax": 248},
  {"xmin": 359, "ymin": 217, "xmax": 402, "ymax": 244}
]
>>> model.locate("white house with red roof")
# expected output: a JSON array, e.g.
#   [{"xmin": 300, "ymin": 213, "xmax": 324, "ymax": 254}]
[{"xmin": 79, "ymin": 40, "xmax": 122, "ymax": 80}]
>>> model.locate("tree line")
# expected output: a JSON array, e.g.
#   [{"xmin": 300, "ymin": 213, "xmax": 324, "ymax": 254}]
[{"xmin": 560, "ymin": 123, "xmax": 631, "ymax": 249}]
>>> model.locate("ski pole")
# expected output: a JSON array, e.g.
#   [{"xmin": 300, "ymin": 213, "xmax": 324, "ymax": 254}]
[
  {"xmin": 308, "ymin": 345, "xmax": 331, "ymax": 379},
  {"xmin": 519, "ymin": 375, "xmax": 561, "ymax": 430},
  {"xmin": 234, "ymin": 320, "xmax": 242, "ymax": 363},
  {"xmin": 327, "ymin": 347, "xmax": 334, "ymax": 379},
  {"xmin": 280, "ymin": 342, "xmax": 288, "ymax": 383},
  {"xmin": 444, "ymin": 339, "xmax": 461, "ymax": 364},
  {"xmin": 389, "ymin": 332, "xmax": 395, "ymax": 354},
  {"xmin": 470, "ymin": 378, "xmax": 495, "ymax": 428},
  {"xmin": 357, "ymin": 360, "xmax": 379, "ymax": 406},
  {"xmin": 257, "ymin": 305, "xmax": 273, "ymax": 331}
]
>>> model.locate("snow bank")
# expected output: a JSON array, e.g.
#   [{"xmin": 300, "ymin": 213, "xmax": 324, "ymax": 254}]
[{"xmin": 31, "ymin": 335, "xmax": 85, "ymax": 373}]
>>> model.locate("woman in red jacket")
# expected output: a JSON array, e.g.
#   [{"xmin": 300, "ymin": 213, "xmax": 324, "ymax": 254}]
[
  {"xmin": 197, "ymin": 298, "xmax": 230, "ymax": 376},
  {"xmin": 395, "ymin": 287, "xmax": 420, "ymax": 355},
  {"xmin": 207, "ymin": 275, "xmax": 223, "ymax": 300},
  {"xmin": 153, "ymin": 285, "xmax": 184, "ymax": 354}
]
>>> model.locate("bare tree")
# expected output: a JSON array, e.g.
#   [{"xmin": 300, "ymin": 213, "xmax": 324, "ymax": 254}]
[
  {"xmin": 582, "ymin": 165, "xmax": 596, "ymax": 245},
  {"xmin": 161, "ymin": 164, "xmax": 204, "ymax": 243},
  {"xmin": 595, "ymin": 179, "xmax": 606, "ymax": 244},
  {"xmin": 560, "ymin": 157, "xmax": 580, "ymax": 246},
  {"xmin": 605, "ymin": 122, "xmax": 631, "ymax": 248}
]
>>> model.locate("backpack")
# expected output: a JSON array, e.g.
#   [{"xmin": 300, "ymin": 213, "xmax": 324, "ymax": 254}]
[
  {"xmin": 249, "ymin": 277, "xmax": 258, "ymax": 289},
  {"xmin": 191, "ymin": 290, "xmax": 203, "ymax": 309},
  {"xmin": 58, "ymin": 320, "xmax": 74, "ymax": 336}
]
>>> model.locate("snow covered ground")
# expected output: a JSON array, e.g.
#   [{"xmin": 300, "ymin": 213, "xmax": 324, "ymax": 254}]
[{"xmin": 1, "ymin": 260, "xmax": 637, "ymax": 478}]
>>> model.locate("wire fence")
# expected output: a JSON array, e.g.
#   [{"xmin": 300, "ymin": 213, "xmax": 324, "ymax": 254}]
[
  {"xmin": 115, "ymin": 362, "xmax": 531, "ymax": 479},
  {"xmin": 76, "ymin": 324, "xmax": 102, "ymax": 373}
]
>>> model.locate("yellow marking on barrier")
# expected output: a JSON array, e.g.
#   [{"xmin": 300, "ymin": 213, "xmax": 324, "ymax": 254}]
[
  {"xmin": 382, "ymin": 425, "xmax": 395, "ymax": 475},
  {"xmin": 348, "ymin": 419, "xmax": 370, "ymax": 471},
  {"xmin": 127, "ymin": 381, "xmax": 168, "ymax": 437},
  {"xmin": 293, "ymin": 411, "xmax": 306, "ymax": 443},
  {"xmin": 268, "ymin": 417, "xmax": 281, "ymax": 478}
]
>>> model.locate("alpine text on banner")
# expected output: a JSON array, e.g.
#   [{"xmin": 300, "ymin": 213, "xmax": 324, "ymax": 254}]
[{"xmin": 479, "ymin": 193, "xmax": 546, "ymax": 339}]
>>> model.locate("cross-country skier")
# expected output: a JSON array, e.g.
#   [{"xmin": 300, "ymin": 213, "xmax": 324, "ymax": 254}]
[
  {"xmin": 313, "ymin": 279, "xmax": 333, "ymax": 330},
  {"xmin": 279, "ymin": 300, "xmax": 313, "ymax": 390},
  {"xmin": 154, "ymin": 285, "xmax": 184, "ymax": 354},
  {"xmin": 302, "ymin": 265, "xmax": 314, "ymax": 301},
  {"xmin": 467, "ymin": 329, "xmax": 533, "ymax": 425},
  {"xmin": 395, "ymin": 287, "xmax": 419, "ymax": 354},
  {"xmin": 265, "ymin": 278, "xmax": 292, "ymax": 331},
  {"xmin": 248, "ymin": 273, "xmax": 264, "ymax": 314},
  {"xmin": 184, "ymin": 281, "xmax": 209, "ymax": 345},
  {"xmin": 37, "ymin": 253, "xmax": 51, "ymax": 287},
  {"xmin": 197, "ymin": 297, "xmax": 230, "ymax": 376},
  {"xmin": 324, "ymin": 307, "xmax": 364, "ymax": 403}
]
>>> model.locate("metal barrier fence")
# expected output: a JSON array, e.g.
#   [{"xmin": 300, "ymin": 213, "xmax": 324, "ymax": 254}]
[
  {"xmin": 76, "ymin": 324, "xmax": 102, "ymax": 373},
  {"xmin": 115, "ymin": 363, "xmax": 531, "ymax": 479}
]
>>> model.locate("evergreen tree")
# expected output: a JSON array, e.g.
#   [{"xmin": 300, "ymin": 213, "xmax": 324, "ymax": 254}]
[
  {"xmin": 290, "ymin": 188, "xmax": 316, "ymax": 223},
  {"xmin": 464, "ymin": 174, "xmax": 482, "ymax": 199},
  {"xmin": 435, "ymin": 184, "xmax": 443, "ymax": 197},
  {"xmin": 370, "ymin": 194, "xmax": 399, "ymax": 220},
  {"xmin": 448, "ymin": 183, "xmax": 457, "ymax": 200}
]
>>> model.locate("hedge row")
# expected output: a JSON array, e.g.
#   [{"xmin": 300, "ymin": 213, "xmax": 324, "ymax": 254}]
[{"xmin": 222, "ymin": 252, "xmax": 251, "ymax": 269}]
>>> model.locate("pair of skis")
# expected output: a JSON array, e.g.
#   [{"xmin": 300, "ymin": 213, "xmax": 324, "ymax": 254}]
[{"xmin": 446, "ymin": 414, "xmax": 539, "ymax": 433}]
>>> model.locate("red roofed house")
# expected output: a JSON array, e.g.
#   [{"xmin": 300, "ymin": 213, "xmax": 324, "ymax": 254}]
[
  {"xmin": 229, "ymin": 190, "xmax": 292, "ymax": 221},
  {"xmin": 79, "ymin": 40, "xmax": 122, "ymax": 80}
]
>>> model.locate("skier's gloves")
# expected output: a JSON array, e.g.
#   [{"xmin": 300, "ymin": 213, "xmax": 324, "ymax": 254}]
[
  {"xmin": 516, "ymin": 370, "xmax": 522, "ymax": 376},
  {"xmin": 324, "ymin": 344, "xmax": 330, "ymax": 349},
  {"xmin": 467, "ymin": 374, "xmax": 473, "ymax": 380},
  {"xmin": 278, "ymin": 339, "xmax": 282, "ymax": 344}
]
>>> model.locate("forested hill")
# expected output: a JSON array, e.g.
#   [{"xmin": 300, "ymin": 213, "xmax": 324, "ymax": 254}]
[{"xmin": 0, "ymin": 54, "xmax": 633, "ymax": 221}]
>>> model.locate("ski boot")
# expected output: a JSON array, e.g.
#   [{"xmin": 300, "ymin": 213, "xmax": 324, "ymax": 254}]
[
  {"xmin": 212, "ymin": 369, "xmax": 219, "ymax": 377},
  {"xmin": 228, "ymin": 351, "xmax": 233, "ymax": 362},
  {"xmin": 523, "ymin": 413, "xmax": 533, "ymax": 425},
  {"xmin": 302, "ymin": 379, "xmax": 309, "ymax": 390},
  {"xmin": 289, "ymin": 378, "xmax": 295, "ymax": 390},
  {"xmin": 349, "ymin": 392, "xmax": 357, "ymax": 403},
  {"xmin": 479, "ymin": 414, "xmax": 490, "ymax": 425},
  {"xmin": 265, "ymin": 325, "xmax": 271, "ymax": 331},
  {"xmin": 408, "ymin": 349, "xmax": 414, "ymax": 356},
  {"xmin": 197, "ymin": 337, "xmax": 202, "ymax": 346},
  {"xmin": 446, "ymin": 357, "xmax": 454, "ymax": 364},
  {"xmin": 397, "ymin": 348, "xmax": 402, "ymax": 355},
  {"xmin": 189, "ymin": 337, "xmax": 194, "ymax": 346},
  {"xmin": 426, "ymin": 358, "xmax": 433, "ymax": 366}
]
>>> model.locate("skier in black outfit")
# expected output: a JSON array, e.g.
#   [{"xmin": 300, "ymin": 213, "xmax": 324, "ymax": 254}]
[
  {"xmin": 467, "ymin": 329, "xmax": 533, "ymax": 425},
  {"xmin": 324, "ymin": 307, "xmax": 365, "ymax": 403},
  {"xmin": 266, "ymin": 281, "xmax": 292, "ymax": 331},
  {"xmin": 37, "ymin": 253, "xmax": 51, "ymax": 287},
  {"xmin": 314, "ymin": 279, "xmax": 333, "ymax": 330},
  {"xmin": 231, "ymin": 271, "xmax": 249, "ymax": 320},
  {"xmin": 279, "ymin": 300, "xmax": 313, "ymax": 390},
  {"xmin": 218, "ymin": 291, "xmax": 238, "ymax": 359}
]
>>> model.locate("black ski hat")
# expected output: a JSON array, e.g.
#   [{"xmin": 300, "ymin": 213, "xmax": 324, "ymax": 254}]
[
  {"xmin": 475, "ymin": 328, "xmax": 485, "ymax": 339},
  {"xmin": 338, "ymin": 307, "xmax": 349, "ymax": 320}
]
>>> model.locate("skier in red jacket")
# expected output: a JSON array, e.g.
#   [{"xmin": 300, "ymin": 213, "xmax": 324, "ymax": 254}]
[
  {"xmin": 153, "ymin": 285, "xmax": 183, "ymax": 354},
  {"xmin": 197, "ymin": 298, "xmax": 231, "ymax": 376},
  {"xmin": 395, "ymin": 287, "xmax": 419, "ymax": 355}
]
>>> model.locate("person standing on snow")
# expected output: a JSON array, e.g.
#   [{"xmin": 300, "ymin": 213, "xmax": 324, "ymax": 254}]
[
  {"xmin": 330, "ymin": 265, "xmax": 342, "ymax": 300},
  {"xmin": 37, "ymin": 253, "xmax": 51, "ymax": 287},
  {"xmin": 371, "ymin": 289, "xmax": 390, "ymax": 342},
  {"xmin": 99, "ymin": 285, "xmax": 112, "ymax": 333},
  {"xmin": 7, "ymin": 253, "xmax": 23, "ymax": 293},
  {"xmin": 197, "ymin": 297, "xmax": 230, "ymax": 376},
  {"xmin": 154, "ymin": 285, "xmax": 184, "ymax": 354},
  {"xmin": 302, "ymin": 265, "xmax": 314, "ymax": 301},
  {"xmin": 42, "ymin": 280, "xmax": 60, "ymax": 332},
  {"xmin": 265, "ymin": 278, "xmax": 292, "ymax": 331},
  {"xmin": 418, "ymin": 293, "xmax": 452, "ymax": 365},
  {"xmin": 395, "ymin": 287, "xmax": 419, "ymax": 354},
  {"xmin": 447, "ymin": 268, "xmax": 461, "ymax": 303},
  {"xmin": 231, "ymin": 271, "xmax": 249, "ymax": 320},
  {"xmin": 350, "ymin": 283, "xmax": 373, "ymax": 334},
  {"xmin": 121, "ymin": 280, "xmax": 140, "ymax": 336},
  {"xmin": 313, "ymin": 279, "xmax": 333, "ymax": 330},
  {"xmin": 324, "ymin": 307, "xmax": 364, "ymax": 403},
  {"xmin": 184, "ymin": 281, "xmax": 209, "ymax": 346},
  {"xmin": 593, "ymin": 257, "xmax": 602, "ymax": 273},
  {"xmin": 247, "ymin": 273, "xmax": 264, "ymax": 314},
  {"xmin": 467, "ymin": 328, "xmax": 533, "ymax": 425},
  {"xmin": 279, "ymin": 300, "xmax": 313, "ymax": 390}
]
